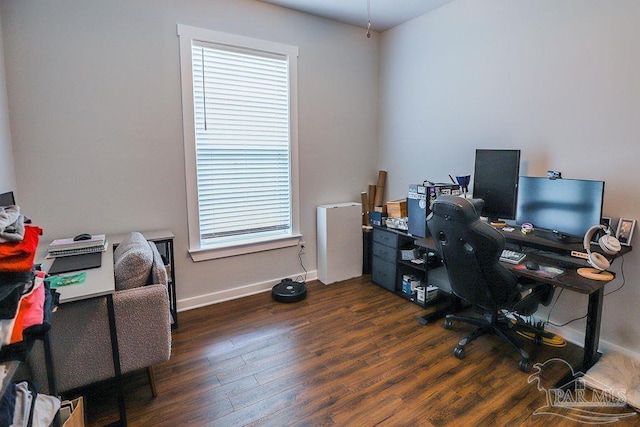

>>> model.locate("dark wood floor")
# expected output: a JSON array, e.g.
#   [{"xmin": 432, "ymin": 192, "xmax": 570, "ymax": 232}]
[{"xmin": 82, "ymin": 276, "xmax": 639, "ymax": 426}]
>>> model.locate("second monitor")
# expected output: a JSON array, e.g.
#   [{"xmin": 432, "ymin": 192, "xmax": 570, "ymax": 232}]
[
  {"xmin": 516, "ymin": 176, "xmax": 605, "ymax": 242},
  {"xmin": 472, "ymin": 149, "xmax": 521, "ymax": 225}
]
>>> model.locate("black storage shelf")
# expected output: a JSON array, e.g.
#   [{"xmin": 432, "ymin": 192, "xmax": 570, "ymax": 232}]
[
  {"xmin": 371, "ymin": 226, "xmax": 444, "ymax": 309},
  {"xmin": 397, "ymin": 259, "xmax": 427, "ymax": 272}
]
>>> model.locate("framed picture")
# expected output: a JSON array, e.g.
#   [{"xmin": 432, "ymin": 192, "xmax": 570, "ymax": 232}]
[
  {"xmin": 616, "ymin": 218, "xmax": 636, "ymax": 246},
  {"xmin": 592, "ymin": 217, "xmax": 612, "ymax": 243}
]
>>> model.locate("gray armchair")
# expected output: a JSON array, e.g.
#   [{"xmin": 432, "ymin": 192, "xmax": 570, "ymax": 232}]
[{"xmin": 29, "ymin": 232, "xmax": 172, "ymax": 395}]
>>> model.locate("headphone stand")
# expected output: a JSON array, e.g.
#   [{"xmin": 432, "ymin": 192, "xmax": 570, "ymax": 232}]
[{"xmin": 577, "ymin": 267, "xmax": 614, "ymax": 281}]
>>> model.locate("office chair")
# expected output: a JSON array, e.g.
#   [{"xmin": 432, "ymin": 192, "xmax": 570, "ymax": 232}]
[{"xmin": 427, "ymin": 195, "xmax": 554, "ymax": 372}]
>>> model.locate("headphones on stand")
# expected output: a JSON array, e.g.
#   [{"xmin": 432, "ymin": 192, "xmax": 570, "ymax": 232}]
[{"xmin": 578, "ymin": 225, "xmax": 621, "ymax": 280}]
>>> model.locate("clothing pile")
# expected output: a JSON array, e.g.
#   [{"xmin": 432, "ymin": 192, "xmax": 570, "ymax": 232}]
[
  {"xmin": 0, "ymin": 204, "xmax": 61, "ymax": 426},
  {"xmin": 0, "ymin": 381, "xmax": 59, "ymax": 427}
]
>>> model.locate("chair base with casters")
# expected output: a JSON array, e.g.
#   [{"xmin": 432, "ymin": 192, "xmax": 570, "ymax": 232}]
[
  {"xmin": 443, "ymin": 310, "xmax": 538, "ymax": 372},
  {"xmin": 417, "ymin": 294, "xmax": 463, "ymax": 325}
]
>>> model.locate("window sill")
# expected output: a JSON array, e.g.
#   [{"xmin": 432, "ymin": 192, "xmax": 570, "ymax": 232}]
[{"xmin": 189, "ymin": 234, "xmax": 303, "ymax": 261}]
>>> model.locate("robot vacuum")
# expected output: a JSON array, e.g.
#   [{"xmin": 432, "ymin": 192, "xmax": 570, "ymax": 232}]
[{"xmin": 272, "ymin": 278, "xmax": 307, "ymax": 303}]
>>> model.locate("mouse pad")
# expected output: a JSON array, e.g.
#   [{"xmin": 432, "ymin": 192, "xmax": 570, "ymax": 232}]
[
  {"xmin": 48, "ymin": 252, "xmax": 102, "ymax": 275},
  {"xmin": 513, "ymin": 263, "xmax": 564, "ymax": 279}
]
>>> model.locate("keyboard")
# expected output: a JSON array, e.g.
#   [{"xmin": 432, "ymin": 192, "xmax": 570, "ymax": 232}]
[{"xmin": 500, "ymin": 249, "xmax": 526, "ymax": 264}]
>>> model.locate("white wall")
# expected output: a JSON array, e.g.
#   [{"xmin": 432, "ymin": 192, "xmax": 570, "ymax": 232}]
[
  {"xmin": 0, "ymin": 8, "xmax": 16, "ymax": 195},
  {"xmin": 9, "ymin": 0, "xmax": 635, "ymax": 358},
  {"xmin": 380, "ymin": 0, "xmax": 640, "ymax": 356},
  {"xmin": 0, "ymin": 0, "xmax": 379, "ymax": 308}
]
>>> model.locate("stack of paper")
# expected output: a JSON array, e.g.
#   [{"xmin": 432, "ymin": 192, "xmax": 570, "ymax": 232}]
[{"xmin": 47, "ymin": 234, "xmax": 107, "ymax": 258}]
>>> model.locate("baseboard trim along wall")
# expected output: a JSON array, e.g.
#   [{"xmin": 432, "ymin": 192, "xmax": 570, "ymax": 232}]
[
  {"xmin": 177, "ymin": 270, "xmax": 318, "ymax": 312},
  {"xmin": 545, "ymin": 322, "xmax": 640, "ymax": 364}
]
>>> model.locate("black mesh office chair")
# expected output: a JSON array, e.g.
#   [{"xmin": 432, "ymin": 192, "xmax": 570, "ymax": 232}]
[{"xmin": 427, "ymin": 195, "xmax": 554, "ymax": 372}]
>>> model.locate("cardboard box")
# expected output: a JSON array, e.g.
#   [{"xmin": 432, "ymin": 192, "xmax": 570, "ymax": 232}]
[
  {"xmin": 426, "ymin": 285, "xmax": 439, "ymax": 301},
  {"xmin": 386, "ymin": 199, "xmax": 407, "ymax": 218}
]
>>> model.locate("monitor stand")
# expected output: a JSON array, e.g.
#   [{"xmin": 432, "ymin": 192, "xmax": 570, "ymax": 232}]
[
  {"xmin": 486, "ymin": 217, "xmax": 507, "ymax": 227},
  {"xmin": 538, "ymin": 229, "xmax": 582, "ymax": 245}
]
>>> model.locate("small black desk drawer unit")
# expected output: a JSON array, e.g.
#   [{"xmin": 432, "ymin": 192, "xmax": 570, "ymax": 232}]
[{"xmin": 372, "ymin": 227, "xmax": 409, "ymax": 292}]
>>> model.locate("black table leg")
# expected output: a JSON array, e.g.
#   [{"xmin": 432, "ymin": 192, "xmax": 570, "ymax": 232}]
[
  {"xmin": 106, "ymin": 294, "xmax": 127, "ymax": 426},
  {"xmin": 555, "ymin": 287, "xmax": 604, "ymax": 388},
  {"xmin": 583, "ymin": 287, "xmax": 604, "ymax": 371},
  {"xmin": 42, "ymin": 331, "xmax": 57, "ymax": 397},
  {"xmin": 42, "ymin": 331, "xmax": 61, "ymax": 427}
]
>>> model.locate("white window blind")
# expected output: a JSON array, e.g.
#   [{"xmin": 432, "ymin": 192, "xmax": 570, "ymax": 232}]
[{"xmin": 191, "ymin": 42, "xmax": 292, "ymax": 246}]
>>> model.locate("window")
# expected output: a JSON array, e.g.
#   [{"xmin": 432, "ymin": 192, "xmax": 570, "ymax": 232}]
[{"xmin": 178, "ymin": 25, "xmax": 300, "ymax": 260}]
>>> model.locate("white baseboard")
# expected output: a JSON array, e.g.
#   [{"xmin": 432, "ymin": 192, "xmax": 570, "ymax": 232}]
[
  {"xmin": 541, "ymin": 320, "xmax": 640, "ymax": 363},
  {"xmin": 177, "ymin": 270, "xmax": 317, "ymax": 312}
]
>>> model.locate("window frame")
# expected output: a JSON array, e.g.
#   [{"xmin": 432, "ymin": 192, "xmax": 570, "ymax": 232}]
[{"xmin": 177, "ymin": 24, "xmax": 301, "ymax": 261}]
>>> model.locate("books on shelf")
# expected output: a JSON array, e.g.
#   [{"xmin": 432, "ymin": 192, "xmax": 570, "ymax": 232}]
[{"xmin": 47, "ymin": 234, "xmax": 107, "ymax": 258}]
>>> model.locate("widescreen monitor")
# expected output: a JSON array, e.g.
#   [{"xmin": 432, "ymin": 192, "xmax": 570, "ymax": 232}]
[
  {"xmin": 472, "ymin": 149, "xmax": 521, "ymax": 223},
  {"xmin": 516, "ymin": 177, "xmax": 604, "ymax": 240}
]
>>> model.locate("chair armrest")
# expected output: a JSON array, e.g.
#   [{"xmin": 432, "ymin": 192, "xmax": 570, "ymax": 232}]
[{"xmin": 114, "ymin": 284, "xmax": 171, "ymax": 373}]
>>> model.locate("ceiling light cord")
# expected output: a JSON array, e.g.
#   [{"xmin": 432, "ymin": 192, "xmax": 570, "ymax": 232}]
[{"xmin": 366, "ymin": 0, "xmax": 371, "ymax": 38}]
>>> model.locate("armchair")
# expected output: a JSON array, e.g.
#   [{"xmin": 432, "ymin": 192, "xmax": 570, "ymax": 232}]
[
  {"xmin": 427, "ymin": 195, "xmax": 553, "ymax": 372},
  {"xmin": 29, "ymin": 232, "xmax": 171, "ymax": 394}
]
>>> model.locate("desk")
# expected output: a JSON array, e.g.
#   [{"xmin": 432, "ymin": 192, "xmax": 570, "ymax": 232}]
[
  {"xmin": 498, "ymin": 228, "xmax": 631, "ymax": 377},
  {"xmin": 502, "ymin": 252, "xmax": 605, "ymax": 373},
  {"xmin": 419, "ymin": 227, "xmax": 628, "ymax": 376},
  {"xmin": 40, "ymin": 246, "xmax": 115, "ymax": 304},
  {"xmin": 38, "ymin": 243, "xmax": 127, "ymax": 426}
]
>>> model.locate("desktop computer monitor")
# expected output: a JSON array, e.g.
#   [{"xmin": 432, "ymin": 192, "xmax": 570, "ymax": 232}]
[
  {"xmin": 516, "ymin": 176, "xmax": 604, "ymax": 241},
  {"xmin": 472, "ymin": 149, "xmax": 521, "ymax": 223}
]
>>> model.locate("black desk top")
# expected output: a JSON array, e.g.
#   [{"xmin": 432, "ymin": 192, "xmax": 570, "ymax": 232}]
[
  {"xmin": 498, "ymin": 225, "xmax": 632, "ymax": 257},
  {"xmin": 496, "ymin": 227, "xmax": 631, "ymax": 294},
  {"xmin": 503, "ymin": 252, "xmax": 606, "ymax": 294},
  {"xmin": 500, "ymin": 228, "xmax": 583, "ymax": 253},
  {"xmin": 379, "ymin": 224, "xmax": 630, "ymax": 295}
]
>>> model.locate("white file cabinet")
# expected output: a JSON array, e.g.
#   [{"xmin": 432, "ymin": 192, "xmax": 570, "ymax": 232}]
[{"xmin": 317, "ymin": 202, "xmax": 363, "ymax": 284}]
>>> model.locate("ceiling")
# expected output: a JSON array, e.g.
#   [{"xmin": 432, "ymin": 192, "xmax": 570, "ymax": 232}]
[{"xmin": 258, "ymin": 0, "xmax": 454, "ymax": 32}]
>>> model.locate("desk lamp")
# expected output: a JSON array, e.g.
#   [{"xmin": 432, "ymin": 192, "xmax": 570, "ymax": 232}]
[{"xmin": 455, "ymin": 175, "xmax": 471, "ymax": 198}]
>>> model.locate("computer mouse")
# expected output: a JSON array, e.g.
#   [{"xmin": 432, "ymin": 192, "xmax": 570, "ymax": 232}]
[
  {"xmin": 524, "ymin": 260, "xmax": 540, "ymax": 271},
  {"xmin": 73, "ymin": 233, "xmax": 92, "ymax": 241}
]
